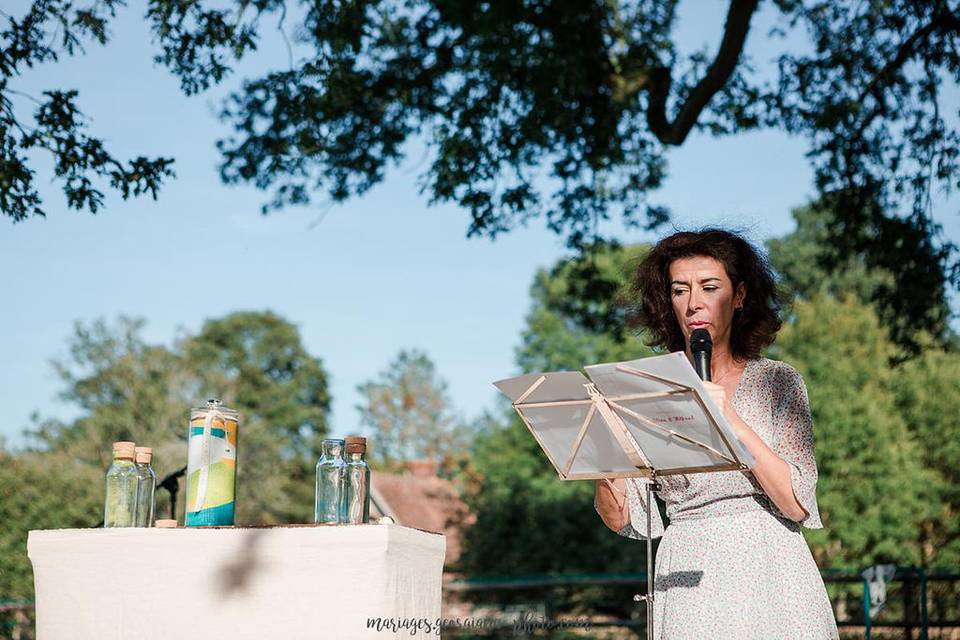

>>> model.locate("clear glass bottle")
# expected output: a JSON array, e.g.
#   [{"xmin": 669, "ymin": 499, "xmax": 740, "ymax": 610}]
[
  {"xmin": 314, "ymin": 438, "xmax": 346, "ymax": 524},
  {"xmin": 343, "ymin": 436, "xmax": 371, "ymax": 524},
  {"xmin": 134, "ymin": 446, "xmax": 156, "ymax": 527},
  {"xmin": 104, "ymin": 441, "xmax": 139, "ymax": 527}
]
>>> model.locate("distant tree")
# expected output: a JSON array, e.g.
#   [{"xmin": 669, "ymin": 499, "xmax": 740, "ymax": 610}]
[
  {"xmin": 768, "ymin": 203, "xmax": 954, "ymax": 354},
  {"xmin": 516, "ymin": 241, "xmax": 653, "ymax": 373},
  {"xmin": 356, "ymin": 349, "xmax": 468, "ymax": 471},
  {"xmin": 3, "ymin": 1, "xmax": 958, "ymax": 346},
  {"xmin": 27, "ymin": 316, "xmax": 193, "ymax": 477},
  {"xmin": 0, "ymin": 312, "xmax": 331, "ymax": 597},
  {"xmin": 774, "ymin": 296, "xmax": 941, "ymax": 568},
  {"xmin": 25, "ymin": 311, "xmax": 331, "ymax": 525},
  {"xmin": 893, "ymin": 342, "xmax": 960, "ymax": 566},
  {"xmin": 0, "ymin": 450, "xmax": 102, "ymax": 599},
  {"xmin": 183, "ymin": 311, "xmax": 331, "ymax": 458},
  {"xmin": 767, "ymin": 206, "xmax": 892, "ymax": 310},
  {"xmin": 461, "ymin": 410, "xmax": 649, "ymax": 581},
  {"xmin": 769, "ymin": 204, "xmax": 960, "ymax": 565},
  {"xmin": 463, "ymin": 243, "xmax": 652, "ymax": 579}
]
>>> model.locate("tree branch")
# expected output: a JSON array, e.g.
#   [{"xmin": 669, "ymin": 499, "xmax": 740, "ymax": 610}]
[
  {"xmin": 645, "ymin": 0, "xmax": 759, "ymax": 146},
  {"xmin": 857, "ymin": 6, "xmax": 960, "ymax": 107},
  {"xmin": 852, "ymin": 8, "xmax": 960, "ymax": 141}
]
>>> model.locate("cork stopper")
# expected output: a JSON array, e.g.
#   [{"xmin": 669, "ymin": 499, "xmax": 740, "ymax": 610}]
[
  {"xmin": 135, "ymin": 446, "xmax": 153, "ymax": 464},
  {"xmin": 155, "ymin": 519, "xmax": 178, "ymax": 528},
  {"xmin": 344, "ymin": 436, "xmax": 367, "ymax": 455},
  {"xmin": 112, "ymin": 441, "xmax": 136, "ymax": 460}
]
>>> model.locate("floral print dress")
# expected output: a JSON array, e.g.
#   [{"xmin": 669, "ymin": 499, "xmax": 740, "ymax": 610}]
[{"xmin": 608, "ymin": 358, "xmax": 839, "ymax": 639}]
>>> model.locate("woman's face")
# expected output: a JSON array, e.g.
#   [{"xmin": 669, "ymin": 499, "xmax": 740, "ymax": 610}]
[{"xmin": 668, "ymin": 255, "xmax": 745, "ymax": 353}]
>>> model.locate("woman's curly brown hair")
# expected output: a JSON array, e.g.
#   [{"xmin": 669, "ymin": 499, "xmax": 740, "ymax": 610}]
[{"xmin": 629, "ymin": 228, "xmax": 784, "ymax": 360}]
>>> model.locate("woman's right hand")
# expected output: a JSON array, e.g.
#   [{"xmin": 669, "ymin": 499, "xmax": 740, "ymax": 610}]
[{"xmin": 595, "ymin": 478, "xmax": 630, "ymax": 532}]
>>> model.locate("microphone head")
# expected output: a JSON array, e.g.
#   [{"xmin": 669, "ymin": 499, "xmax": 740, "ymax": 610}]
[{"xmin": 690, "ymin": 328, "xmax": 712, "ymax": 354}]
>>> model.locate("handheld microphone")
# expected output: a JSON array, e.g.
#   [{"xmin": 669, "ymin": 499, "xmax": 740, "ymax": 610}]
[{"xmin": 690, "ymin": 328, "xmax": 712, "ymax": 382}]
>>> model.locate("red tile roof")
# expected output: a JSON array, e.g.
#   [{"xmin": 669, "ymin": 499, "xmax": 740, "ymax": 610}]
[{"xmin": 370, "ymin": 461, "xmax": 474, "ymax": 566}]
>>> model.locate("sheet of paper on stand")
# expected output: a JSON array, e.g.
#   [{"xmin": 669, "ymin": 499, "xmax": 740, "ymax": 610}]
[
  {"xmin": 585, "ymin": 352, "xmax": 754, "ymax": 473},
  {"xmin": 494, "ymin": 370, "xmax": 640, "ymax": 478},
  {"xmin": 494, "ymin": 352, "xmax": 754, "ymax": 481}
]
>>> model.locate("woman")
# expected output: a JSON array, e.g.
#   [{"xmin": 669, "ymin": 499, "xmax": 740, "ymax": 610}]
[{"xmin": 595, "ymin": 229, "xmax": 839, "ymax": 639}]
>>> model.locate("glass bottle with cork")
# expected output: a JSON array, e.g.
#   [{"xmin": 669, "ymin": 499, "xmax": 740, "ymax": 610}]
[
  {"xmin": 343, "ymin": 436, "xmax": 371, "ymax": 524},
  {"xmin": 104, "ymin": 441, "xmax": 139, "ymax": 527},
  {"xmin": 134, "ymin": 446, "xmax": 156, "ymax": 527}
]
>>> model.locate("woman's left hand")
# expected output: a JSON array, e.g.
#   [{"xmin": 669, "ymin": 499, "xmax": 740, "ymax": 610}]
[
  {"xmin": 701, "ymin": 381, "xmax": 731, "ymax": 415},
  {"xmin": 702, "ymin": 381, "xmax": 746, "ymax": 437}
]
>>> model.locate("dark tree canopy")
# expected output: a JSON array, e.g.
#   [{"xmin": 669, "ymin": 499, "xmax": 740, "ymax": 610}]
[
  {"xmin": 0, "ymin": 0, "xmax": 175, "ymax": 220},
  {"xmin": 768, "ymin": 201, "xmax": 955, "ymax": 355},
  {"xmin": 2, "ymin": 0, "xmax": 959, "ymax": 343}
]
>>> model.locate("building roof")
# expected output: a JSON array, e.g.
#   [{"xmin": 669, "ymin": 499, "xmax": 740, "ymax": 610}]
[{"xmin": 370, "ymin": 460, "xmax": 474, "ymax": 566}]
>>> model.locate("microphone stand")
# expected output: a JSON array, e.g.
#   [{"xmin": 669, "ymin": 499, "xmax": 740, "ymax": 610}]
[
  {"xmin": 157, "ymin": 466, "xmax": 187, "ymax": 520},
  {"xmin": 633, "ymin": 477, "xmax": 661, "ymax": 640}
]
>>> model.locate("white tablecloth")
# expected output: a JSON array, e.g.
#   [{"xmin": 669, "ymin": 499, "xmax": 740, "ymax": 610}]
[{"xmin": 28, "ymin": 524, "xmax": 445, "ymax": 640}]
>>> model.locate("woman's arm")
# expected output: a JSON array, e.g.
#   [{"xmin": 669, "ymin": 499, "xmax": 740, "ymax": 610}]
[
  {"xmin": 726, "ymin": 411, "xmax": 808, "ymax": 522},
  {"xmin": 595, "ymin": 478, "xmax": 630, "ymax": 531},
  {"xmin": 704, "ymin": 382, "xmax": 808, "ymax": 522}
]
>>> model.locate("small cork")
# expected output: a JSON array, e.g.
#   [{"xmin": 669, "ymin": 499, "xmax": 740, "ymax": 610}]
[
  {"xmin": 112, "ymin": 441, "xmax": 136, "ymax": 459},
  {"xmin": 135, "ymin": 446, "xmax": 153, "ymax": 464},
  {"xmin": 344, "ymin": 435, "xmax": 367, "ymax": 455},
  {"xmin": 155, "ymin": 519, "xmax": 178, "ymax": 528}
]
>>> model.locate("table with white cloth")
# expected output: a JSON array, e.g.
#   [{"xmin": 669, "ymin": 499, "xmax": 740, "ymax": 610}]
[{"xmin": 27, "ymin": 524, "xmax": 445, "ymax": 640}]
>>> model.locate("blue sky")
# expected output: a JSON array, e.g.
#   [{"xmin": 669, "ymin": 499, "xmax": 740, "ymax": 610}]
[{"xmin": 1, "ymin": 2, "xmax": 957, "ymax": 448}]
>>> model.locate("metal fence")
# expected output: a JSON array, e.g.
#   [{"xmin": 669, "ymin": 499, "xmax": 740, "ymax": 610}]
[
  {"xmin": 821, "ymin": 568, "xmax": 960, "ymax": 640},
  {"xmin": 442, "ymin": 567, "xmax": 960, "ymax": 639},
  {"xmin": 0, "ymin": 601, "xmax": 33, "ymax": 640}
]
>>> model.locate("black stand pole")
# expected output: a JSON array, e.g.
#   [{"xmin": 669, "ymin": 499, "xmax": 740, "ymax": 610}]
[
  {"xmin": 633, "ymin": 477, "xmax": 659, "ymax": 640},
  {"xmin": 157, "ymin": 465, "xmax": 186, "ymax": 520}
]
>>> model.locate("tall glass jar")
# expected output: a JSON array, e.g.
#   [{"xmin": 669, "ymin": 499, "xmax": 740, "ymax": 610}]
[
  {"xmin": 104, "ymin": 441, "xmax": 139, "ymax": 527},
  {"xmin": 134, "ymin": 446, "xmax": 156, "ymax": 527},
  {"xmin": 185, "ymin": 399, "xmax": 240, "ymax": 526},
  {"xmin": 343, "ymin": 436, "xmax": 371, "ymax": 524},
  {"xmin": 314, "ymin": 438, "xmax": 345, "ymax": 524}
]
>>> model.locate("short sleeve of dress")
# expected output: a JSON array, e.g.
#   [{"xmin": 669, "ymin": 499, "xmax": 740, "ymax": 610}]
[
  {"xmin": 594, "ymin": 478, "xmax": 664, "ymax": 539},
  {"xmin": 772, "ymin": 364, "xmax": 824, "ymax": 529}
]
